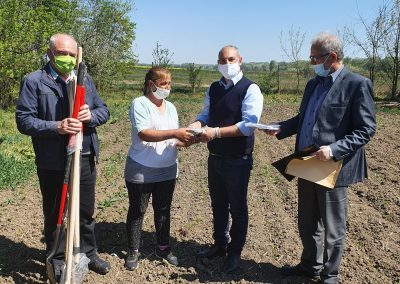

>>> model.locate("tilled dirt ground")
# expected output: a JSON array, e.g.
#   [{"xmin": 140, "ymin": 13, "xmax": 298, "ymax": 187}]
[{"xmin": 0, "ymin": 100, "xmax": 399, "ymax": 284}]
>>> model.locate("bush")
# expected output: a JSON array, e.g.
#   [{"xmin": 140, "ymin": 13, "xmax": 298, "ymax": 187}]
[{"xmin": 259, "ymin": 72, "xmax": 277, "ymax": 94}]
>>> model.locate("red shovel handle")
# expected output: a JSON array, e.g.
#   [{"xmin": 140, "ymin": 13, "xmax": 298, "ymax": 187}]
[{"xmin": 55, "ymin": 62, "xmax": 87, "ymax": 226}]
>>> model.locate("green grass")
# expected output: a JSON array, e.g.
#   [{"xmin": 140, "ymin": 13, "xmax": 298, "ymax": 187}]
[
  {"xmin": 376, "ymin": 105, "xmax": 400, "ymax": 115},
  {"xmin": 263, "ymin": 164, "xmax": 283, "ymax": 185},
  {"xmin": 97, "ymin": 189, "xmax": 127, "ymax": 210},
  {"xmin": 0, "ymin": 109, "xmax": 35, "ymax": 191},
  {"xmin": 0, "ymin": 152, "xmax": 34, "ymax": 190}
]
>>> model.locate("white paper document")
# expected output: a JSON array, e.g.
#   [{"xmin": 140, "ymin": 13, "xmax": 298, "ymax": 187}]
[{"xmin": 245, "ymin": 122, "xmax": 280, "ymax": 131}]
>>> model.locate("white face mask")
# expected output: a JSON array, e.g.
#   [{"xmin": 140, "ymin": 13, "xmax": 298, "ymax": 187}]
[
  {"xmin": 152, "ymin": 85, "xmax": 170, "ymax": 100},
  {"xmin": 218, "ymin": 62, "xmax": 241, "ymax": 79},
  {"xmin": 313, "ymin": 54, "xmax": 331, "ymax": 77}
]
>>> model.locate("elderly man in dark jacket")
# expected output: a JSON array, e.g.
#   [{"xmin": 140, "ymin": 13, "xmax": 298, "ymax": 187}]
[
  {"xmin": 265, "ymin": 32, "xmax": 376, "ymax": 284},
  {"xmin": 16, "ymin": 33, "xmax": 110, "ymax": 275}
]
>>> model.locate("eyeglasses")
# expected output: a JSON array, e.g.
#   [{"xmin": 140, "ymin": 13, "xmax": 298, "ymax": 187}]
[{"xmin": 309, "ymin": 53, "xmax": 330, "ymax": 61}]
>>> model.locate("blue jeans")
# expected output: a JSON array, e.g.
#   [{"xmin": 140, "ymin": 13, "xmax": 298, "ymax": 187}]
[{"xmin": 207, "ymin": 154, "xmax": 253, "ymax": 256}]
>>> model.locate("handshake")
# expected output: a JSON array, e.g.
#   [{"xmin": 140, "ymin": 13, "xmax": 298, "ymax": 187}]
[
  {"xmin": 175, "ymin": 122, "xmax": 222, "ymax": 147},
  {"xmin": 187, "ymin": 121, "xmax": 222, "ymax": 143}
]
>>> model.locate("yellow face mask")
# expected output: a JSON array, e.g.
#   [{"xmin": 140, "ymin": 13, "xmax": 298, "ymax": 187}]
[{"xmin": 52, "ymin": 51, "xmax": 76, "ymax": 74}]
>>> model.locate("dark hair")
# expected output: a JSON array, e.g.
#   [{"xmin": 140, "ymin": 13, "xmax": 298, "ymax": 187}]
[{"xmin": 143, "ymin": 67, "xmax": 171, "ymax": 95}]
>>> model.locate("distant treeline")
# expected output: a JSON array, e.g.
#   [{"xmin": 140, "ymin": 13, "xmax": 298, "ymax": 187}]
[{"xmin": 165, "ymin": 58, "xmax": 373, "ymax": 74}]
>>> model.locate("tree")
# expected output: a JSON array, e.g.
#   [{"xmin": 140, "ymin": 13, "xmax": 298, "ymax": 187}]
[
  {"xmin": 0, "ymin": 0, "xmax": 136, "ymax": 108},
  {"xmin": 0, "ymin": 0, "xmax": 77, "ymax": 108},
  {"xmin": 280, "ymin": 26, "xmax": 306, "ymax": 94},
  {"xmin": 259, "ymin": 71, "xmax": 276, "ymax": 94},
  {"xmin": 269, "ymin": 60, "xmax": 277, "ymax": 72},
  {"xmin": 152, "ymin": 41, "xmax": 174, "ymax": 67},
  {"xmin": 343, "ymin": 5, "xmax": 385, "ymax": 88},
  {"xmin": 187, "ymin": 63, "xmax": 202, "ymax": 94},
  {"xmin": 379, "ymin": 0, "xmax": 400, "ymax": 99},
  {"xmin": 72, "ymin": 0, "xmax": 136, "ymax": 91}
]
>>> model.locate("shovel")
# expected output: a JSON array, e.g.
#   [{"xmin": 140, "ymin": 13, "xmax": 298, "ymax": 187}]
[
  {"xmin": 46, "ymin": 154, "xmax": 72, "ymax": 284},
  {"xmin": 64, "ymin": 56, "xmax": 90, "ymax": 284}
]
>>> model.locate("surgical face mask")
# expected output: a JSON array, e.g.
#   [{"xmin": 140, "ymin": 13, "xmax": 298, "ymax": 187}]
[
  {"xmin": 218, "ymin": 62, "xmax": 241, "ymax": 79},
  {"xmin": 313, "ymin": 55, "xmax": 331, "ymax": 77},
  {"xmin": 51, "ymin": 50, "xmax": 76, "ymax": 74},
  {"xmin": 152, "ymin": 85, "xmax": 170, "ymax": 100}
]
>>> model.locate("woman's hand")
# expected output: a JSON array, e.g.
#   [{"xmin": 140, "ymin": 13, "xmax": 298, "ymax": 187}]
[{"xmin": 174, "ymin": 128, "xmax": 195, "ymax": 143}]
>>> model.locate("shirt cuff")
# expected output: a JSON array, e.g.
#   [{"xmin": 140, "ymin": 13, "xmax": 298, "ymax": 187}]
[
  {"xmin": 328, "ymin": 146, "xmax": 333, "ymax": 158},
  {"xmin": 236, "ymin": 121, "xmax": 253, "ymax": 136}
]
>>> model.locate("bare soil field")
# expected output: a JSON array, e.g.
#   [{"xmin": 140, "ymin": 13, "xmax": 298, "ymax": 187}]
[{"xmin": 0, "ymin": 99, "xmax": 399, "ymax": 284}]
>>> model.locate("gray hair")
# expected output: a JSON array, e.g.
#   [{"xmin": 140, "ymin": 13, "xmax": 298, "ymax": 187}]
[
  {"xmin": 219, "ymin": 45, "xmax": 240, "ymax": 56},
  {"xmin": 311, "ymin": 32, "xmax": 344, "ymax": 61},
  {"xmin": 49, "ymin": 33, "xmax": 77, "ymax": 51}
]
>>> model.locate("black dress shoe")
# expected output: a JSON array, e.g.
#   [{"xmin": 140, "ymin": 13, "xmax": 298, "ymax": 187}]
[
  {"xmin": 221, "ymin": 254, "xmax": 240, "ymax": 274},
  {"xmin": 88, "ymin": 256, "xmax": 111, "ymax": 275},
  {"xmin": 196, "ymin": 244, "xmax": 226, "ymax": 258},
  {"xmin": 281, "ymin": 264, "xmax": 320, "ymax": 281}
]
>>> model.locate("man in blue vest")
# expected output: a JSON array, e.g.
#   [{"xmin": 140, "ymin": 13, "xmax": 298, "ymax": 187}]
[{"xmin": 190, "ymin": 45, "xmax": 263, "ymax": 273}]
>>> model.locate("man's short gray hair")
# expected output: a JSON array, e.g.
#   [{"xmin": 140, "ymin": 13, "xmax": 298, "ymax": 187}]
[
  {"xmin": 311, "ymin": 32, "xmax": 344, "ymax": 61},
  {"xmin": 219, "ymin": 45, "xmax": 240, "ymax": 56}
]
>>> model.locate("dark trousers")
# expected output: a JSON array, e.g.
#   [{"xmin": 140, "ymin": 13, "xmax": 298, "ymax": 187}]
[
  {"xmin": 298, "ymin": 179, "xmax": 348, "ymax": 284},
  {"xmin": 37, "ymin": 154, "xmax": 97, "ymax": 260},
  {"xmin": 125, "ymin": 179, "xmax": 176, "ymax": 251},
  {"xmin": 207, "ymin": 154, "xmax": 253, "ymax": 256}
]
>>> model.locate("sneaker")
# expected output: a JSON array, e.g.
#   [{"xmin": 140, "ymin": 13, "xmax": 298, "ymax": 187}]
[
  {"xmin": 125, "ymin": 250, "xmax": 139, "ymax": 270},
  {"xmin": 88, "ymin": 255, "xmax": 111, "ymax": 275},
  {"xmin": 155, "ymin": 247, "xmax": 178, "ymax": 266}
]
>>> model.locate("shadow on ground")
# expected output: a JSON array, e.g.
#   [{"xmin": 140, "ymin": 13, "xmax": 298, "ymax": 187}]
[
  {"xmin": 95, "ymin": 222, "xmax": 313, "ymax": 284},
  {"xmin": 0, "ymin": 235, "xmax": 47, "ymax": 284},
  {"xmin": 0, "ymin": 223, "xmax": 313, "ymax": 284}
]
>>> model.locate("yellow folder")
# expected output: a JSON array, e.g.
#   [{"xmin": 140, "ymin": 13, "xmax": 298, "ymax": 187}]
[
  {"xmin": 285, "ymin": 156, "xmax": 343, "ymax": 189},
  {"xmin": 271, "ymin": 145, "xmax": 343, "ymax": 189}
]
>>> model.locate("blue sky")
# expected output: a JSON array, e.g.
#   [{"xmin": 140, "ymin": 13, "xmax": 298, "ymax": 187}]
[{"xmin": 131, "ymin": 0, "xmax": 383, "ymax": 64}]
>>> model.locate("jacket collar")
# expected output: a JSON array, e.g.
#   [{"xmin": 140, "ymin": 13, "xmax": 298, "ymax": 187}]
[{"xmin": 40, "ymin": 63, "xmax": 63, "ymax": 95}]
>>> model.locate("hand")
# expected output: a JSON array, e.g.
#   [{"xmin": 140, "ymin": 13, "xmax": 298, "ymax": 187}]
[
  {"xmin": 77, "ymin": 104, "xmax": 91, "ymax": 123},
  {"xmin": 174, "ymin": 128, "xmax": 195, "ymax": 143},
  {"xmin": 188, "ymin": 121, "xmax": 202, "ymax": 129},
  {"xmin": 198, "ymin": 127, "xmax": 217, "ymax": 142},
  {"xmin": 311, "ymin": 145, "xmax": 332, "ymax": 161},
  {"xmin": 262, "ymin": 129, "xmax": 281, "ymax": 136},
  {"xmin": 262, "ymin": 121, "xmax": 281, "ymax": 136},
  {"xmin": 57, "ymin": 117, "xmax": 82, "ymax": 135}
]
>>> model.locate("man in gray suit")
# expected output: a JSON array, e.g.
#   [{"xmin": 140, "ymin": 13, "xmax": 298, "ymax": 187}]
[{"xmin": 265, "ymin": 32, "xmax": 376, "ymax": 283}]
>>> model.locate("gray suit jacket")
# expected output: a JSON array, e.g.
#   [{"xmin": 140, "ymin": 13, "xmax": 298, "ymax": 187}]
[{"xmin": 277, "ymin": 67, "xmax": 376, "ymax": 187}]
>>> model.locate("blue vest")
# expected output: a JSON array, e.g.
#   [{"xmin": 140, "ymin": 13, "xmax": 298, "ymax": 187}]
[{"xmin": 207, "ymin": 76, "xmax": 254, "ymax": 156}]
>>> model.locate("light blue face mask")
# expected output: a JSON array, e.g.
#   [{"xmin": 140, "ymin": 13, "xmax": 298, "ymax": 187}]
[{"xmin": 313, "ymin": 54, "xmax": 331, "ymax": 77}]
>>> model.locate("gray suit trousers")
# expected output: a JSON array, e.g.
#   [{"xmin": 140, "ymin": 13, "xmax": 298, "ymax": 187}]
[{"xmin": 297, "ymin": 179, "xmax": 348, "ymax": 284}]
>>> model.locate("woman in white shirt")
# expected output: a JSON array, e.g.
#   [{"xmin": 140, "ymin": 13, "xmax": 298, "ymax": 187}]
[{"xmin": 124, "ymin": 67, "xmax": 194, "ymax": 270}]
